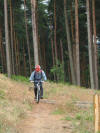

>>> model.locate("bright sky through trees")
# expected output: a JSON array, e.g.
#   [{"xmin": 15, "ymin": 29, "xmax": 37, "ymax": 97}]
[{"xmin": 42, "ymin": 0, "xmax": 49, "ymax": 5}]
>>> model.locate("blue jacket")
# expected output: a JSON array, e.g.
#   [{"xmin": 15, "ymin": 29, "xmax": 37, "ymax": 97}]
[{"xmin": 29, "ymin": 70, "xmax": 47, "ymax": 82}]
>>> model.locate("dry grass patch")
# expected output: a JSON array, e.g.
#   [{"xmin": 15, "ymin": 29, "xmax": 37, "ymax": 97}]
[
  {"xmin": 44, "ymin": 82, "xmax": 96, "ymax": 133},
  {"xmin": 0, "ymin": 74, "xmax": 34, "ymax": 132},
  {"xmin": 0, "ymin": 74, "xmax": 99, "ymax": 133}
]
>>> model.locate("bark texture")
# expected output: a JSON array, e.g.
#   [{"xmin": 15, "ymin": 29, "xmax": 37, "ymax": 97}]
[
  {"xmin": 4, "ymin": 0, "xmax": 12, "ymax": 77},
  {"xmin": 86, "ymin": 0, "xmax": 95, "ymax": 89},
  {"xmin": 92, "ymin": 0, "xmax": 99, "ymax": 89},
  {"xmin": 64, "ymin": 0, "xmax": 76, "ymax": 84},
  {"xmin": 24, "ymin": 0, "xmax": 32, "ymax": 73},
  {"xmin": 31, "ymin": 0, "xmax": 39, "ymax": 66},
  {"xmin": 75, "ymin": 0, "xmax": 80, "ymax": 86}
]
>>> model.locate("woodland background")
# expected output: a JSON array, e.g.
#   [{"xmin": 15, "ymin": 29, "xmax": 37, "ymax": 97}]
[{"xmin": 0, "ymin": 0, "xmax": 100, "ymax": 89}]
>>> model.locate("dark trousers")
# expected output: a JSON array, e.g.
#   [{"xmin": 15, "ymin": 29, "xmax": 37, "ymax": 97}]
[{"xmin": 34, "ymin": 82, "xmax": 43, "ymax": 97}]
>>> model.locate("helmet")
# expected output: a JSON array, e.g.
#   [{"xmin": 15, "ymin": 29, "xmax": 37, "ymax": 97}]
[{"xmin": 35, "ymin": 65, "xmax": 41, "ymax": 72}]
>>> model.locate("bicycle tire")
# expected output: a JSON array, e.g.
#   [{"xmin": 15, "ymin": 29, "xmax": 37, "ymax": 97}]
[{"xmin": 36, "ymin": 87, "xmax": 40, "ymax": 103}]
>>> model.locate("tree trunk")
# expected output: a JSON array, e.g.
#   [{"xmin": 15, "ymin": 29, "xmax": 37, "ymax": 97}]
[
  {"xmin": 70, "ymin": 2, "xmax": 76, "ymax": 73},
  {"xmin": 38, "ymin": 36, "xmax": 42, "ymax": 66},
  {"xmin": 51, "ymin": 38, "xmax": 56, "ymax": 80},
  {"xmin": 51, "ymin": 38, "xmax": 55, "ymax": 67},
  {"xmin": 81, "ymin": 52, "xmax": 86, "ymax": 86},
  {"xmin": 70, "ymin": 2, "xmax": 75, "ymax": 44},
  {"xmin": 16, "ymin": 38, "xmax": 20, "ymax": 75},
  {"xmin": 10, "ymin": 0, "xmax": 15, "ymax": 75},
  {"xmin": 14, "ymin": 33, "xmax": 19, "ymax": 75},
  {"xmin": 86, "ymin": 0, "xmax": 95, "ymax": 89},
  {"xmin": 4, "ymin": 0, "xmax": 12, "ymax": 77},
  {"xmin": 35, "ymin": 0, "xmax": 41, "ymax": 65},
  {"xmin": 54, "ymin": 0, "xmax": 58, "ymax": 63},
  {"xmin": 14, "ymin": 31, "xmax": 17, "ymax": 75},
  {"xmin": 31, "ymin": 0, "xmax": 39, "ymax": 66},
  {"xmin": 60, "ymin": 39, "xmax": 65, "ymax": 81},
  {"xmin": 0, "ymin": 26, "xmax": 4, "ymax": 72},
  {"xmin": 75, "ymin": 0, "xmax": 80, "ymax": 86},
  {"xmin": 24, "ymin": 0, "xmax": 32, "ymax": 74},
  {"xmin": 23, "ymin": 42, "xmax": 27, "ymax": 77},
  {"xmin": 64, "ymin": 0, "xmax": 76, "ymax": 85},
  {"xmin": 68, "ymin": 61, "xmax": 71, "ymax": 82},
  {"xmin": 0, "ymin": 27, "xmax": 6, "ymax": 73},
  {"xmin": 60, "ymin": 40, "xmax": 64, "ymax": 63},
  {"xmin": 42, "ymin": 42, "xmax": 46, "ymax": 71},
  {"xmin": 92, "ymin": 0, "xmax": 99, "ymax": 89},
  {"xmin": 13, "ymin": 14, "xmax": 18, "ymax": 75}
]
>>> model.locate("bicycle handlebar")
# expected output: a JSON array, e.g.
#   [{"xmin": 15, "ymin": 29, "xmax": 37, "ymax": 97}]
[{"xmin": 30, "ymin": 81, "xmax": 44, "ymax": 83}]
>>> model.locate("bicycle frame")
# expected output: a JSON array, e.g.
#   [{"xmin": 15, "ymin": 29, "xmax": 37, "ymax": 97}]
[{"xmin": 30, "ymin": 81, "xmax": 44, "ymax": 103}]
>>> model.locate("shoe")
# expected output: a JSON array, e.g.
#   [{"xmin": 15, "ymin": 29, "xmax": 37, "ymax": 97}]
[{"xmin": 41, "ymin": 96, "xmax": 43, "ymax": 99}]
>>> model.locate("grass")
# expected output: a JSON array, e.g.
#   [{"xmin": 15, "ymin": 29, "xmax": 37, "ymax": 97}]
[
  {"xmin": 71, "ymin": 94, "xmax": 79, "ymax": 101},
  {"xmin": 23, "ymin": 98, "xmax": 33, "ymax": 111},
  {"xmin": 75, "ymin": 113, "xmax": 82, "ymax": 120},
  {"xmin": 12, "ymin": 105, "xmax": 26, "ymax": 120},
  {"xmin": 0, "ymin": 90, "xmax": 5, "ymax": 99},
  {"xmin": 0, "ymin": 74, "xmax": 98, "ymax": 133},
  {"xmin": 0, "ymin": 114, "xmax": 18, "ymax": 133},
  {"xmin": 0, "ymin": 74, "xmax": 34, "ymax": 132},
  {"xmin": 59, "ymin": 103, "xmax": 94, "ymax": 132},
  {"xmin": 66, "ymin": 102, "xmax": 76, "ymax": 112},
  {"xmin": 64, "ymin": 116, "xmax": 73, "ymax": 121},
  {"xmin": 46, "ymin": 81, "xmax": 94, "ymax": 133},
  {"xmin": 52, "ymin": 107, "xmax": 65, "ymax": 115},
  {"xmin": 70, "ymin": 107, "xmax": 94, "ymax": 133},
  {"xmin": 11, "ymin": 75, "xmax": 29, "ymax": 83}
]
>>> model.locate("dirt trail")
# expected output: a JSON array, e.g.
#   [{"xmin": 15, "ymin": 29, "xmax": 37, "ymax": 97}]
[{"xmin": 18, "ymin": 101, "xmax": 72, "ymax": 133}]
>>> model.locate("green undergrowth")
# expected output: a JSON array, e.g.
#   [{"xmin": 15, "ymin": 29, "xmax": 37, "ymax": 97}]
[
  {"xmin": 52, "ymin": 107, "xmax": 65, "ymax": 115},
  {"xmin": 11, "ymin": 75, "xmax": 29, "ymax": 83},
  {"xmin": 0, "ymin": 90, "xmax": 5, "ymax": 99}
]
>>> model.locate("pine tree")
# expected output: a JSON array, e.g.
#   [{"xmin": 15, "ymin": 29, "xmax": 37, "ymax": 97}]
[{"xmin": 4, "ymin": 0, "xmax": 12, "ymax": 77}]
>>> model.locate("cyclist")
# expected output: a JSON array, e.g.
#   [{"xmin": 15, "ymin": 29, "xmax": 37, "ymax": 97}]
[{"xmin": 29, "ymin": 65, "xmax": 47, "ymax": 99}]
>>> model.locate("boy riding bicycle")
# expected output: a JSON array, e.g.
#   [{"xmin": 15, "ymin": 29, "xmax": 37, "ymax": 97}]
[{"xmin": 29, "ymin": 65, "xmax": 47, "ymax": 99}]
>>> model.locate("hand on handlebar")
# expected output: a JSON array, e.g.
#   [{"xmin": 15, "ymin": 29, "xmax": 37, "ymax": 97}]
[{"xmin": 30, "ymin": 80, "xmax": 34, "ymax": 83}]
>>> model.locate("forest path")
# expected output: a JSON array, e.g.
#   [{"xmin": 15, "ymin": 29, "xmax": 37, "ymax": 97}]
[
  {"xmin": 0, "ymin": 74, "xmax": 94, "ymax": 132},
  {"xmin": 17, "ymin": 100, "xmax": 72, "ymax": 133}
]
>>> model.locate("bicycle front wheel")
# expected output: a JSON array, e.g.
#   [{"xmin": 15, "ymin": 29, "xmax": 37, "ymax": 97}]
[{"xmin": 36, "ymin": 88, "xmax": 40, "ymax": 103}]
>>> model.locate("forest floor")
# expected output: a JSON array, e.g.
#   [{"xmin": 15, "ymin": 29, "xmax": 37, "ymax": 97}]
[{"xmin": 0, "ymin": 74, "xmax": 98, "ymax": 133}]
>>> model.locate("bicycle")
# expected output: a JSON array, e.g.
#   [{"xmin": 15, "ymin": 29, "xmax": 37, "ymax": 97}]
[{"xmin": 30, "ymin": 81, "xmax": 44, "ymax": 103}]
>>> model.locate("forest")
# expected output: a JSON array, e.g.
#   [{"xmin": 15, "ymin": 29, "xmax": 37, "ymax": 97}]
[{"xmin": 0, "ymin": 0, "xmax": 100, "ymax": 89}]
